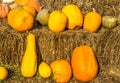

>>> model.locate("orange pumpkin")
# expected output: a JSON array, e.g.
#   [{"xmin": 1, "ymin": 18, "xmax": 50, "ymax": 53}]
[
  {"xmin": 83, "ymin": 11, "xmax": 101, "ymax": 32},
  {"xmin": 0, "ymin": 3, "xmax": 10, "ymax": 19},
  {"xmin": 50, "ymin": 59, "xmax": 72, "ymax": 83},
  {"xmin": 71, "ymin": 45, "xmax": 98, "ymax": 82},
  {"xmin": 23, "ymin": 5, "xmax": 36, "ymax": 16},
  {"xmin": 15, "ymin": 0, "xmax": 41, "ymax": 12},
  {"xmin": 7, "ymin": 7, "xmax": 34, "ymax": 32}
]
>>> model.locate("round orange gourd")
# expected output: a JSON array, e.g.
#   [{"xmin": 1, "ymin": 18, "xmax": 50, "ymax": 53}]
[
  {"xmin": 48, "ymin": 10, "xmax": 67, "ymax": 32},
  {"xmin": 62, "ymin": 4, "xmax": 83, "ymax": 29},
  {"xmin": 83, "ymin": 11, "xmax": 101, "ymax": 32},
  {"xmin": 50, "ymin": 59, "xmax": 72, "ymax": 83},
  {"xmin": 71, "ymin": 45, "xmax": 98, "ymax": 82},
  {"xmin": 15, "ymin": 0, "xmax": 41, "ymax": 12},
  {"xmin": 23, "ymin": 5, "xmax": 36, "ymax": 16},
  {"xmin": 7, "ymin": 7, "xmax": 34, "ymax": 32}
]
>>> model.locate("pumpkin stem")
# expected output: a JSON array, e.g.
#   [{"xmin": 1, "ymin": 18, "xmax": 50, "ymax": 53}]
[{"xmin": 92, "ymin": 8, "xmax": 96, "ymax": 12}]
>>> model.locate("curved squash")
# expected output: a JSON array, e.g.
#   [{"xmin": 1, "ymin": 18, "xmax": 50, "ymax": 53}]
[{"xmin": 21, "ymin": 33, "xmax": 37, "ymax": 77}]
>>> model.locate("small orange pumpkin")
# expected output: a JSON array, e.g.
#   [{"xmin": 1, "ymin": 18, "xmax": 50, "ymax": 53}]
[
  {"xmin": 0, "ymin": 3, "xmax": 10, "ymax": 19},
  {"xmin": 71, "ymin": 45, "xmax": 98, "ymax": 82},
  {"xmin": 83, "ymin": 11, "xmax": 101, "ymax": 32},
  {"xmin": 50, "ymin": 59, "xmax": 72, "ymax": 83},
  {"xmin": 7, "ymin": 7, "xmax": 34, "ymax": 32}
]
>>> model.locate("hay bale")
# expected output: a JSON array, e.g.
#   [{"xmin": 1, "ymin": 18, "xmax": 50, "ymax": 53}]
[
  {"xmin": 0, "ymin": 26, "xmax": 99, "ymax": 66},
  {"xmin": 1, "ymin": 25, "xmax": 120, "ymax": 82},
  {"xmin": 97, "ymin": 26, "xmax": 120, "ymax": 80}
]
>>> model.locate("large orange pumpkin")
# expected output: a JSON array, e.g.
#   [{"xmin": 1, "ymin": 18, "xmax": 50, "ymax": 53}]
[
  {"xmin": 71, "ymin": 45, "xmax": 98, "ymax": 82},
  {"xmin": 50, "ymin": 59, "xmax": 72, "ymax": 83},
  {"xmin": 7, "ymin": 7, "xmax": 34, "ymax": 32}
]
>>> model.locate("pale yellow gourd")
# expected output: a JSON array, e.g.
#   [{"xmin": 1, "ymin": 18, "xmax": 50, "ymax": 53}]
[{"xmin": 21, "ymin": 33, "xmax": 37, "ymax": 77}]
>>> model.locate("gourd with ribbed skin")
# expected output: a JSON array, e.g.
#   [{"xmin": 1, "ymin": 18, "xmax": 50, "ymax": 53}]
[
  {"xmin": 62, "ymin": 4, "xmax": 83, "ymax": 30},
  {"xmin": 0, "ymin": 3, "xmax": 10, "ymax": 19},
  {"xmin": 102, "ymin": 16, "xmax": 117, "ymax": 28}
]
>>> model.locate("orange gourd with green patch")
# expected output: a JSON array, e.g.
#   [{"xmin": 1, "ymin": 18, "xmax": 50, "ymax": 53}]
[{"xmin": 50, "ymin": 59, "xmax": 72, "ymax": 83}]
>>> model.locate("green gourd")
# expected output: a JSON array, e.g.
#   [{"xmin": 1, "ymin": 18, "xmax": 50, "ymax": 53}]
[{"xmin": 102, "ymin": 16, "xmax": 117, "ymax": 28}]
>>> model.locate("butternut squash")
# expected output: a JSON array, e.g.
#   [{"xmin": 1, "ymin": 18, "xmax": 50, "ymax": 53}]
[{"xmin": 21, "ymin": 33, "xmax": 37, "ymax": 77}]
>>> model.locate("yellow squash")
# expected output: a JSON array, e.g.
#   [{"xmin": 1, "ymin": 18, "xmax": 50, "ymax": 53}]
[
  {"xmin": 62, "ymin": 4, "xmax": 83, "ymax": 30},
  {"xmin": 21, "ymin": 33, "xmax": 37, "ymax": 77}
]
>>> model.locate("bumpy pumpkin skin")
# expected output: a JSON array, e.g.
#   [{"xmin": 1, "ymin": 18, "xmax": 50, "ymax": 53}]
[
  {"xmin": 21, "ymin": 33, "xmax": 37, "ymax": 77},
  {"xmin": 50, "ymin": 60, "xmax": 72, "ymax": 83},
  {"xmin": 71, "ymin": 45, "xmax": 98, "ymax": 82},
  {"xmin": 83, "ymin": 12, "xmax": 101, "ymax": 32},
  {"xmin": 8, "ymin": 7, "xmax": 34, "ymax": 32},
  {"xmin": 62, "ymin": 4, "xmax": 83, "ymax": 30}
]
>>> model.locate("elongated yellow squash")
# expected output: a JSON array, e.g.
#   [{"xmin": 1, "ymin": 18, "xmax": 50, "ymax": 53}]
[{"xmin": 21, "ymin": 33, "xmax": 37, "ymax": 77}]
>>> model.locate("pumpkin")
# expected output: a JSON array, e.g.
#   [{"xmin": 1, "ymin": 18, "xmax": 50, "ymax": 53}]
[
  {"xmin": 62, "ymin": 4, "xmax": 83, "ymax": 30},
  {"xmin": 71, "ymin": 45, "xmax": 98, "ymax": 82},
  {"xmin": 7, "ymin": 7, "xmax": 34, "ymax": 32},
  {"xmin": 50, "ymin": 59, "xmax": 72, "ymax": 83},
  {"xmin": 15, "ymin": 0, "xmax": 41, "ymax": 12},
  {"xmin": 83, "ymin": 11, "xmax": 101, "ymax": 32},
  {"xmin": 102, "ymin": 16, "xmax": 117, "ymax": 28},
  {"xmin": 48, "ymin": 10, "xmax": 67, "ymax": 32},
  {"xmin": 0, "ymin": 66, "xmax": 8, "ymax": 80},
  {"xmin": 0, "ymin": 3, "xmax": 10, "ymax": 19},
  {"xmin": 21, "ymin": 33, "xmax": 37, "ymax": 77},
  {"xmin": 38, "ymin": 61, "xmax": 52, "ymax": 78},
  {"xmin": 23, "ymin": 5, "xmax": 36, "ymax": 16}
]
